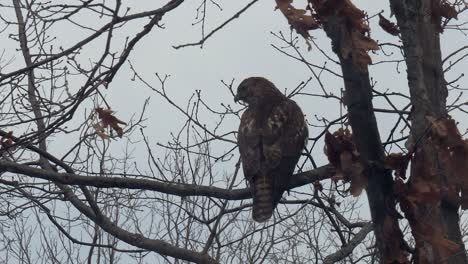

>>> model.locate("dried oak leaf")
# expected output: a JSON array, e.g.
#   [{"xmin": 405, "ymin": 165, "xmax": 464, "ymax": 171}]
[
  {"xmin": 401, "ymin": 172, "xmax": 441, "ymax": 206},
  {"xmin": 393, "ymin": 178, "xmax": 408, "ymax": 197},
  {"xmin": 324, "ymin": 129, "xmax": 366, "ymax": 196},
  {"xmin": 414, "ymin": 222, "xmax": 460, "ymax": 263},
  {"xmin": 309, "ymin": 0, "xmax": 378, "ymax": 70},
  {"xmin": 348, "ymin": 166, "xmax": 365, "ymax": 196},
  {"xmin": 378, "ymin": 14, "xmax": 399, "ymax": 36},
  {"xmin": 275, "ymin": 0, "xmax": 320, "ymax": 39},
  {"xmin": 340, "ymin": 151, "xmax": 353, "ymax": 172},
  {"xmin": 396, "ymin": 184, "xmax": 460, "ymax": 263},
  {"xmin": 313, "ymin": 0, "xmax": 366, "ymax": 30},
  {"xmin": 439, "ymin": 145, "xmax": 467, "ymax": 187},
  {"xmin": 313, "ymin": 180, "xmax": 323, "ymax": 191},
  {"xmin": 427, "ymin": 116, "xmax": 464, "ymax": 148},
  {"xmin": 394, "ymin": 149, "xmax": 461, "ymax": 263},
  {"xmin": 383, "ymin": 215, "xmax": 410, "ymax": 264},
  {"xmin": 407, "ymin": 179, "xmax": 442, "ymax": 204},
  {"xmin": 384, "ymin": 152, "xmax": 412, "ymax": 179},
  {"xmin": 431, "ymin": 0, "xmax": 458, "ymax": 32},
  {"xmin": 428, "ymin": 117, "xmax": 466, "ymax": 163},
  {"xmin": 93, "ymin": 123, "xmax": 110, "ymax": 140},
  {"xmin": 341, "ymin": 29, "xmax": 379, "ymax": 69},
  {"xmin": 394, "ymin": 152, "xmax": 440, "ymax": 216},
  {"xmin": 0, "ymin": 131, "xmax": 15, "ymax": 151},
  {"xmin": 325, "ymin": 129, "xmax": 357, "ymax": 167},
  {"xmin": 427, "ymin": 116, "xmax": 468, "ymax": 208},
  {"xmin": 95, "ymin": 107, "xmax": 127, "ymax": 138},
  {"xmin": 435, "ymin": 0, "xmax": 458, "ymax": 19}
]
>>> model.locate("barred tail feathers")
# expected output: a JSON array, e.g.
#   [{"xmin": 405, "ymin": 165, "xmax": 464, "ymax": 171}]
[{"xmin": 252, "ymin": 175, "xmax": 274, "ymax": 222}]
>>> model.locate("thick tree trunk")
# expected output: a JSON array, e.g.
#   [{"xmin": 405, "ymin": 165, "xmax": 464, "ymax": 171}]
[
  {"xmin": 322, "ymin": 16, "xmax": 410, "ymax": 263},
  {"xmin": 389, "ymin": 0, "xmax": 468, "ymax": 263}
]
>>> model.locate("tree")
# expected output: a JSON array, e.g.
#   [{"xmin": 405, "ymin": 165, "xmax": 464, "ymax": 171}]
[{"xmin": 0, "ymin": 0, "xmax": 467, "ymax": 263}]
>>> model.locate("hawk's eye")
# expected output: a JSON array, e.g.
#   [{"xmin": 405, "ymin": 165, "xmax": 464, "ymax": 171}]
[{"xmin": 238, "ymin": 85, "xmax": 249, "ymax": 97}]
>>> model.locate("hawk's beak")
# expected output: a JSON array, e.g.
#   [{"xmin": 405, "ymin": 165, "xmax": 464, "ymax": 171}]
[{"xmin": 234, "ymin": 94, "xmax": 240, "ymax": 103}]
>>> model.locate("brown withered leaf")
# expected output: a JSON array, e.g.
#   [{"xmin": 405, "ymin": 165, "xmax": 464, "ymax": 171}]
[
  {"xmin": 340, "ymin": 151, "xmax": 365, "ymax": 196},
  {"xmin": 94, "ymin": 123, "xmax": 110, "ymax": 140},
  {"xmin": 378, "ymin": 14, "xmax": 399, "ymax": 36},
  {"xmin": 407, "ymin": 179, "xmax": 442, "ymax": 204},
  {"xmin": 408, "ymin": 146, "xmax": 462, "ymax": 209},
  {"xmin": 308, "ymin": 0, "xmax": 379, "ymax": 70},
  {"xmin": 435, "ymin": 239, "xmax": 461, "ymax": 263},
  {"xmin": 349, "ymin": 165, "xmax": 365, "ymax": 196},
  {"xmin": 427, "ymin": 116, "xmax": 447, "ymax": 136},
  {"xmin": 340, "ymin": 151, "xmax": 353, "ymax": 172},
  {"xmin": 384, "ymin": 152, "xmax": 411, "ymax": 179},
  {"xmin": 397, "ymin": 157, "xmax": 442, "ymax": 205},
  {"xmin": 324, "ymin": 131, "xmax": 342, "ymax": 166},
  {"xmin": 383, "ymin": 215, "xmax": 410, "ymax": 263},
  {"xmin": 311, "ymin": 0, "xmax": 338, "ymax": 17},
  {"xmin": 324, "ymin": 129, "xmax": 356, "ymax": 167},
  {"xmin": 313, "ymin": 181, "xmax": 323, "ymax": 191},
  {"xmin": 415, "ymin": 222, "xmax": 460, "ymax": 263},
  {"xmin": 437, "ymin": 0, "xmax": 458, "ymax": 19},
  {"xmin": 393, "ymin": 178, "xmax": 408, "ymax": 197},
  {"xmin": 275, "ymin": 0, "xmax": 320, "ymax": 39},
  {"xmin": 395, "ymin": 143, "xmax": 462, "ymax": 263},
  {"xmin": 275, "ymin": 0, "xmax": 292, "ymax": 8},
  {"xmin": 313, "ymin": 0, "xmax": 366, "ymax": 30},
  {"xmin": 428, "ymin": 117, "xmax": 466, "ymax": 160},
  {"xmin": 427, "ymin": 116, "xmax": 464, "ymax": 148},
  {"xmin": 324, "ymin": 129, "xmax": 367, "ymax": 196},
  {"xmin": 352, "ymin": 31, "xmax": 379, "ymax": 66},
  {"xmin": 427, "ymin": 116, "xmax": 468, "ymax": 208},
  {"xmin": 339, "ymin": 27, "xmax": 379, "ymax": 69},
  {"xmin": 0, "ymin": 131, "xmax": 15, "ymax": 151},
  {"xmin": 384, "ymin": 153, "xmax": 403, "ymax": 169},
  {"xmin": 398, "ymin": 196, "xmax": 416, "ymax": 221},
  {"xmin": 397, "ymin": 182, "xmax": 460, "ymax": 263},
  {"xmin": 431, "ymin": 0, "xmax": 458, "ymax": 32},
  {"xmin": 331, "ymin": 171, "xmax": 345, "ymax": 182},
  {"xmin": 95, "ymin": 107, "xmax": 127, "ymax": 138},
  {"xmin": 439, "ymin": 145, "xmax": 467, "ymax": 187}
]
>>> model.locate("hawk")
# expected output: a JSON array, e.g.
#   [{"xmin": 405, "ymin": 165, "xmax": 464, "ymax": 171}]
[{"xmin": 235, "ymin": 77, "xmax": 308, "ymax": 222}]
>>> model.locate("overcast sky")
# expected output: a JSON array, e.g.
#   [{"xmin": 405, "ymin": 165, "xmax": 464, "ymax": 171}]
[{"xmin": 2, "ymin": 0, "xmax": 465, "ymax": 141}]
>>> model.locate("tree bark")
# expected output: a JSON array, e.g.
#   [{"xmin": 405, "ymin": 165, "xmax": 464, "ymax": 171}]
[
  {"xmin": 322, "ymin": 16, "xmax": 410, "ymax": 263},
  {"xmin": 389, "ymin": 0, "xmax": 468, "ymax": 263}
]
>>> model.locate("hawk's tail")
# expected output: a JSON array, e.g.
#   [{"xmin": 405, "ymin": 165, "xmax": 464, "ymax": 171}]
[{"xmin": 252, "ymin": 175, "xmax": 274, "ymax": 222}]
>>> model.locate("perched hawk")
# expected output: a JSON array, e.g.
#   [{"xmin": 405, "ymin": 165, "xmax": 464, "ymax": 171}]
[{"xmin": 235, "ymin": 77, "xmax": 308, "ymax": 222}]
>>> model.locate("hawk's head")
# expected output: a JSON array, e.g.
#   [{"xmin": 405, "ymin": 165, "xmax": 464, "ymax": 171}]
[{"xmin": 234, "ymin": 77, "xmax": 284, "ymax": 106}]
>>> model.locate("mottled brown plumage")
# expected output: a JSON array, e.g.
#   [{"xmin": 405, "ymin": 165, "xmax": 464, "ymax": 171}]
[{"xmin": 235, "ymin": 77, "xmax": 308, "ymax": 222}]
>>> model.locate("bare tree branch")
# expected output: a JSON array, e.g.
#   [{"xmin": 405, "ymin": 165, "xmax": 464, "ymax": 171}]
[{"xmin": 0, "ymin": 159, "xmax": 334, "ymax": 200}]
